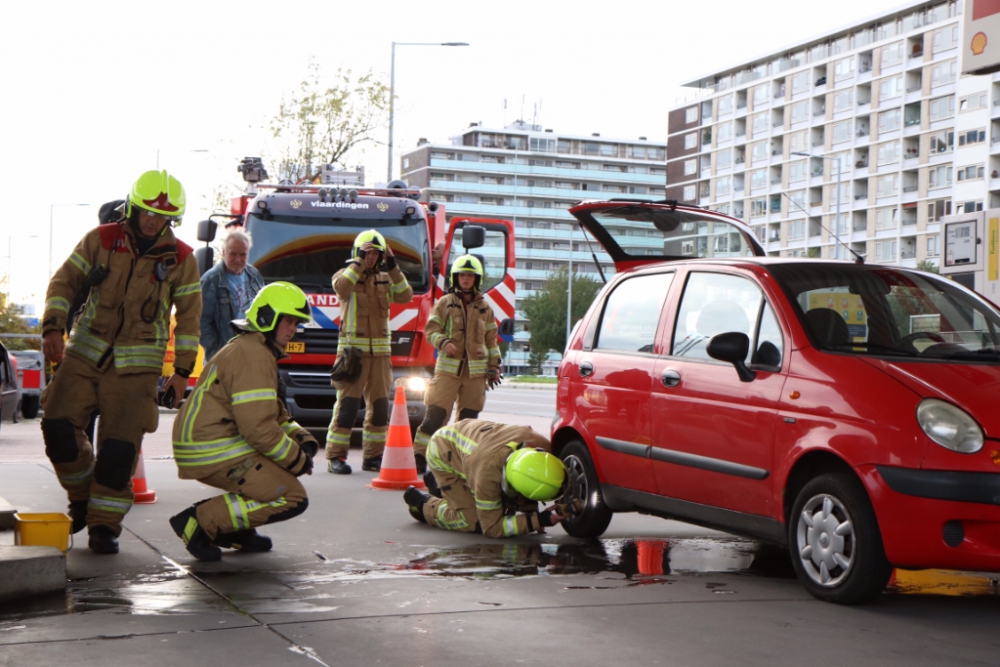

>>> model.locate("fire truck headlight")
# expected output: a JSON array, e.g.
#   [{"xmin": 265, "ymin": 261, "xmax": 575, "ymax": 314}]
[
  {"xmin": 349, "ymin": 189, "xmax": 358, "ymax": 202},
  {"xmin": 406, "ymin": 376, "xmax": 427, "ymax": 393}
]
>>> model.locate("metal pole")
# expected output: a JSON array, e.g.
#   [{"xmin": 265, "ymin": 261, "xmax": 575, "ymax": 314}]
[
  {"xmin": 566, "ymin": 228, "xmax": 573, "ymax": 348},
  {"xmin": 835, "ymin": 157, "xmax": 841, "ymax": 259},
  {"xmin": 387, "ymin": 41, "xmax": 396, "ymax": 183}
]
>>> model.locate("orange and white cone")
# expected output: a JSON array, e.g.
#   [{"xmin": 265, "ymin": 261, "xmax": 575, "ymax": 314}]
[
  {"xmin": 132, "ymin": 449, "xmax": 157, "ymax": 504},
  {"xmin": 368, "ymin": 385, "xmax": 426, "ymax": 491}
]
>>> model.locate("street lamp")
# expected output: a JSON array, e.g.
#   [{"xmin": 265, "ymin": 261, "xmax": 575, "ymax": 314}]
[
  {"xmin": 50, "ymin": 203, "xmax": 90, "ymax": 279},
  {"xmin": 792, "ymin": 151, "xmax": 844, "ymax": 257},
  {"xmin": 388, "ymin": 41, "xmax": 469, "ymax": 182}
]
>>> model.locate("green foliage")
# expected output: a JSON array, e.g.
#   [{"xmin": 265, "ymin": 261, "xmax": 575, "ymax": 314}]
[
  {"xmin": 527, "ymin": 349, "xmax": 550, "ymax": 374},
  {"xmin": 0, "ymin": 286, "xmax": 39, "ymax": 350},
  {"xmin": 520, "ymin": 267, "xmax": 602, "ymax": 355},
  {"xmin": 269, "ymin": 60, "xmax": 390, "ymax": 183},
  {"xmin": 807, "ymin": 247, "xmax": 821, "ymax": 258},
  {"xmin": 915, "ymin": 259, "xmax": 939, "ymax": 274}
]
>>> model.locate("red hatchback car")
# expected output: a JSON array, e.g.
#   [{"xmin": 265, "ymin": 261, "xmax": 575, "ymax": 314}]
[{"xmin": 552, "ymin": 199, "xmax": 1000, "ymax": 604}]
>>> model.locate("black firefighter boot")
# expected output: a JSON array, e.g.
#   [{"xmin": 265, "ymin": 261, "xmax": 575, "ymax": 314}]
[
  {"xmin": 88, "ymin": 525, "xmax": 119, "ymax": 554},
  {"xmin": 214, "ymin": 529, "xmax": 273, "ymax": 552},
  {"xmin": 169, "ymin": 506, "xmax": 222, "ymax": 562},
  {"xmin": 327, "ymin": 457, "xmax": 352, "ymax": 474},
  {"xmin": 68, "ymin": 500, "xmax": 88, "ymax": 534},
  {"xmin": 362, "ymin": 455, "xmax": 383, "ymax": 472},
  {"xmin": 403, "ymin": 485, "xmax": 431, "ymax": 524}
]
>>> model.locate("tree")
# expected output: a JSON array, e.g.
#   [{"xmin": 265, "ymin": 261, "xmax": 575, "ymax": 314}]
[
  {"xmin": 520, "ymin": 267, "xmax": 602, "ymax": 356},
  {"xmin": 527, "ymin": 349, "xmax": 550, "ymax": 375},
  {"xmin": 915, "ymin": 259, "xmax": 939, "ymax": 274},
  {"xmin": 268, "ymin": 60, "xmax": 390, "ymax": 183},
  {"xmin": 0, "ymin": 284, "xmax": 39, "ymax": 350}
]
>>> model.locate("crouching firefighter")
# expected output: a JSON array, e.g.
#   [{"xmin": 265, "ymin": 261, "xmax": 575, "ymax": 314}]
[
  {"xmin": 40, "ymin": 170, "xmax": 200, "ymax": 555},
  {"xmin": 403, "ymin": 419, "xmax": 566, "ymax": 538},
  {"xmin": 326, "ymin": 230, "xmax": 413, "ymax": 474},
  {"xmin": 412, "ymin": 254, "xmax": 502, "ymax": 474},
  {"xmin": 169, "ymin": 282, "xmax": 319, "ymax": 562}
]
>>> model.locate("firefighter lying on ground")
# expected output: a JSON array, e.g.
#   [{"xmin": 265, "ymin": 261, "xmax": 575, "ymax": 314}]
[
  {"xmin": 40, "ymin": 170, "xmax": 200, "ymax": 555},
  {"xmin": 412, "ymin": 255, "xmax": 502, "ymax": 474},
  {"xmin": 326, "ymin": 230, "xmax": 414, "ymax": 475},
  {"xmin": 403, "ymin": 419, "xmax": 566, "ymax": 538},
  {"xmin": 169, "ymin": 282, "xmax": 318, "ymax": 562}
]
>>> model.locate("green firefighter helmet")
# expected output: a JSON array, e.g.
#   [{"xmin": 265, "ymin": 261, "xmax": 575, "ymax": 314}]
[
  {"xmin": 352, "ymin": 229, "xmax": 387, "ymax": 260},
  {"xmin": 126, "ymin": 170, "xmax": 186, "ymax": 223},
  {"xmin": 503, "ymin": 447, "xmax": 566, "ymax": 501},
  {"xmin": 245, "ymin": 282, "xmax": 312, "ymax": 333},
  {"xmin": 450, "ymin": 254, "xmax": 484, "ymax": 291}
]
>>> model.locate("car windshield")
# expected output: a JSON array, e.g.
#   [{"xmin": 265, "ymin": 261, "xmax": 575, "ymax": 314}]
[
  {"xmin": 246, "ymin": 213, "xmax": 429, "ymax": 294},
  {"xmin": 769, "ymin": 263, "xmax": 1000, "ymax": 361}
]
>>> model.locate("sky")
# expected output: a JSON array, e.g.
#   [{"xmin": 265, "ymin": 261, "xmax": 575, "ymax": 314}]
[{"xmin": 0, "ymin": 0, "xmax": 910, "ymax": 312}]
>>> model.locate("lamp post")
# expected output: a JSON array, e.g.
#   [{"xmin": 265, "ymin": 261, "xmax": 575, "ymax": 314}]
[
  {"xmin": 792, "ymin": 151, "xmax": 843, "ymax": 257},
  {"xmin": 49, "ymin": 203, "xmax": 90, "ymax": 279},
  {"xmin": 388, "ymin": 41, "xmax": 469, "ymax": 182}
]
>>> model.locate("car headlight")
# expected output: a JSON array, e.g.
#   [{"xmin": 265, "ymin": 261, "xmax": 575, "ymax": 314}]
[
  {"xmin": 406, "ymin": 376, "xmax": 427, "ymax": 393},
  {"xmin": 916, "ymin": 398, "xmax": 984, "ymax": 453}
]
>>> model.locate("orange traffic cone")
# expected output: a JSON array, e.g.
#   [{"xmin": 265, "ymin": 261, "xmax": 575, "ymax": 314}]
[
  {"xmin": 368, "ymin": 385, "xmax": 426, "ymax": 491},
  {"xmin": 132, "ymin": 449, "xmax": 157, "ymax": 504}
]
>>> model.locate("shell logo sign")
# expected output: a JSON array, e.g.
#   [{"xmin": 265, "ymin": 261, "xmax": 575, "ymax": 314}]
[{"xmin": 964, "ymin": 0, "xmax": 1000, "ymax": 74}]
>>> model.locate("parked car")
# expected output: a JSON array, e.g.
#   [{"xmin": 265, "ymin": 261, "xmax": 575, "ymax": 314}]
[
  {"xmin": 552, "ymin": 198, "xmax": 1000, "ymax": 604},
  {"xmin": 11, "ymin": 349, "xmax": 44, "ymax": 419},
  {"xmin": 0, "ymin": 343, "xmax": 19, "ymax": 425}
]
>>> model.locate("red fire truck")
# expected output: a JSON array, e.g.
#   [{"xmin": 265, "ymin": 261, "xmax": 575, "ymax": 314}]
[{"xmin": 192, "ymin": 158, "xmax": 516, "ymax": 430}]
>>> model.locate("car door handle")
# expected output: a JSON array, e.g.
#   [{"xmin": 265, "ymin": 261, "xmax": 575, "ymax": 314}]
[
  {"xmin": 579, "ymin": 360, "xmax": 594, "ymax": 377},
  {"xmin": 661, "ymin": 369, "xmax": 681, "ymax": 388}
]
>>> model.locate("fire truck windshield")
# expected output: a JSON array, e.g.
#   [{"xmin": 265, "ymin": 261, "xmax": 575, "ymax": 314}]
[{"xmin": 246, "ymin": 213, "xmax": 430, "ymax": 294}]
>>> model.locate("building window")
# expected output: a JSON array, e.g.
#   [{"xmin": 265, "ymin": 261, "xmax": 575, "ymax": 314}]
[
  {"xmin": 956, "ymin": 201, "xmax": 984, "ymax": 214},
  {"xmin": 832, "ymin": 121, "xmax": 852, "ymax": 144},
  {"xmin": 791, "ymin": 71, "xmax": 809, "ymax": 94},
  {"xmin": 716, "ymin": 177, "xmax": 731, "ymax": 197},
  {"xmin": 789, "ymin": 190, "xmax": 807, "ymax": 209},
  {"xmin": 790, "ymin": 101, "xmax": 808, "ymax": 124},
  {"xmin": 788, "ymin": 220, "xmax": 805, "ymax": 241},
  {"xmin": 876, "ymin": 174, "xmax": 899, "ymax": 197},
  {"xmin": 718, "ymin": 95, "xmax": 733, "ymax": 115},
  {"xmin": 717, "ymin": 122, "xmax": 732, "ymax": 142},
  {"xmin": 958, "ymin": 129, "xmax": 986, "ymax": 146},
  {"xmin": 683, "ymin": 185, "xmax": 696, "ymax": 200},
  {"xmin": 878, "ymin": 109, "xmax": 901, "ymax": 133},
  {"xmin": 716, "ymin": 150, "xmax": 732, "ymax": 170},
  {"xmin": 930, "ymin": 130, "xmax": 954, "ymax": 153},
  {"xmin": 931, "ymin": 60, "xmax": 957, "ymax": 87},
  {"xmin": 881, "ymin": 41, "xmax": 904, "ymax": 67},
  {"xmin": 877, "ymin": 141, "xmax": 900, "ymax": 166},
  {"xmin": 932, "ymin": 25, "xmax": 960, "ymax": 53},
  {"xmin": 751, "ymin": 168, "xmax": 767, "ymax": 190},
  {"xmin": 956, "ymin": 165, "xmax": 985, "ymax": 181},
  {"xmin": 833, "ymin": 89, "xmax": 854, "ymax": 113},
  {"xmin": 685, "ymin": 107, "xmax": 698, "ymax": 123},
  {"xmin": 751, "ymin": 141, "xmax": 768, "ymax": 162},
  {"xmin": 750, "ymin": 198, "xmax": 767, "ymax": 217},
  {"xmin": 684, "ymin": 159, "xmax": 697, "ymax": 176},
  {"xmin": 927, "ymin": 199, "xmax": 952, "ymax": 222},
  {"xmin": 879, "ymin": 75, "xmax": 903, "ymax": 100},
  {"xmin": 959, "ymin": 93, "xmax": 988, "ymax": 112},
  {"xmin": 928, "ymin": 165, "xmax": 953, "ymax": 189},
  {"xmin": 752, "ymin": 112, "xmax": 768, "ymax": 134},
  {"xmin": 834, "ymin": 57, "xmax": 855, "ymax": 82},
  {"xmin": 875, "ymin": 240, "xmax": 898, "ymax": 262},
  {"xmin": 753, "ymin": 84, "xmax": 769, "ymax": 105},
  {"xmin": 927, "ymin": 235, "xmax": 939, "ymax": 256},
  {"xmin": 789, "ymin": 160, "xmax": 807, "ymax": 183},
  {"xmin": 684, "ymin": 133, "xmax": 697, "ymax": 150},
  {"xmin": 875, "ymin": 207, "xmax": 898, "ymax": 231}
]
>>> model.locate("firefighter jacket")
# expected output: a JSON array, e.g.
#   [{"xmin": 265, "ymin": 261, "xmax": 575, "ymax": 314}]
[
  {"xmin": 172, "ymin": 332, "xmax": 317, "ymax": 479},
  {"xmin": 332, "ymin": 258, "xmax": 413, "ymax": 356},
  {"xmin": 42, "ymin": 223, "xmax": 202, "ymax": 375},
  {"xmin": 427, "ymin": 419, "xmax": 552, "ymax": 539},
  {"xmin": 425, "ymin": 291, "xmax": 501, "ymax": 377}
]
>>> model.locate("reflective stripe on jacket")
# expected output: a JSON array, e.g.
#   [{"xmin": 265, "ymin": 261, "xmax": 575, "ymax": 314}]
[
  {"xmin": 43, "ymin": 224, "xmax": 202, "ymax": 374},
  {"xmin": 425, "ymin": 292, "xmax": 501, "ymax": 377},
  {"xmin": 333, "ymin": 260, "xmax": 413, "ymax": 356},
  {"xmin": 171, "ymin": 332, "xmax": 312, "ymax": 479},
  {"xmin": 426, "ymin": 419, "xmax": 551, "ymax": 539}
]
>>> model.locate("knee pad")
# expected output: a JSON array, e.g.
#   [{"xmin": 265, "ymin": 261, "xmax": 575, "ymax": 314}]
[
  {"xmin": 457, "ymin": 408, "xmax": 480, "ymax": 421},
  {"xmin": 265, "ymin": 497, "xmax": 309, "ymax": 524},
  {"xmin": 419, "ymin": 405, "xmax": 448, "ymax": 435},
  {"xmin": 94, "ymin": 438, "xmax": 136, "ymax": 491},
  {"xmin": 335, "ymin": 397, "xmax": 361, "ymax": 428},
  {"xmin": 42, "ymin": 418, "xmax": 78, "ymax": 464},
  {"xmin": 371, "ymin": 397, "xmax": 390, "ymax": 427}
]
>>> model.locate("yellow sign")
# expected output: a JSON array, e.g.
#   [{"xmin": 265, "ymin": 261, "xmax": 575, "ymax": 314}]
[
  {"xmin": 286, "ymin": 341, "xmax": 305, "ymax": 354},
  {"xmin": 989, "ymin": 217, "xmax": 999, "ymax": 282}
]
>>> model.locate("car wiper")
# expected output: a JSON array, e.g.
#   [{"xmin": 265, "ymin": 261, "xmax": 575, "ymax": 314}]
[{"xmin": 828, "ymin": 341, "xmax": 920, "ymax": 357}]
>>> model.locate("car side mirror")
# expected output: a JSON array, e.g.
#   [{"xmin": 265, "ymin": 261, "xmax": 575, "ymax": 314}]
[
  {"xmin": 707, "ymin": 332, "xmax": 757, "ymax": 382},
  {"xmin": 461, "ymin": 224, "xmax": 485, "ymax": 250},
  {"xmin": 499, "ymin": 318, "xmax": 515, "ymax": 337},
  {"xmin": 194, "ymin": 246, "xmax": 215, "ymax": 277},
  {"xmin": 197, "ymin": 219, "xmax": 218, "ymax": 243}
]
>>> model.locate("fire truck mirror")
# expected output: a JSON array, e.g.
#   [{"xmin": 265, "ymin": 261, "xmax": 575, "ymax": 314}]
[
  {"xmin": 195, "ymin": 246, "xmax": 215, "ymax": 277},
  {"xmin": 197, "ymin": 219, "xmax": 218, "ymax": 243},
  {"xmin": 462, "ymin": 224, "xmax": 485, "ymax": 250},
  {"xmin": 499, "ymin": 318, "xmax": 516, "ymax": 337}
]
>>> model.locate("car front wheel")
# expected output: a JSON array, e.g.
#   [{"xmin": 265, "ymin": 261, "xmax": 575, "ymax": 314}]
[
  {"xmin": 559, "ymin": 440, "xmax": 613, "ymax": 538},
  {"xmin": 21, "ymin": 395, "xmax": 39, "ymax": 419},
  {"xmin": 789, "ymin": 472, "xmax": 892, "ymax": 605}
]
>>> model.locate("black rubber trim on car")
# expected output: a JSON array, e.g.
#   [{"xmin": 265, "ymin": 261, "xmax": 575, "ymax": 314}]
[
  {"xmin": 877, "ymin": 465, "xmax": 1000, "ymax": 505},
  {"xmin": 602, "ymin": 485, "xmax": 787, "ymax": 546},
  {"xmin": 649, "ymin": 447, "xmax": 770, "ymax": 480},
  {"xmin": 596, "ymin": 436, "xmax": 769, "ymax": 480},
  {"xmin": 595, "ymin": 436, "xmax": 651, "ymax": 459}
]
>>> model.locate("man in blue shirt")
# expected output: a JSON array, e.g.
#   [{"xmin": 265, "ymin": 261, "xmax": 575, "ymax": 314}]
[{"xmin": 200, "ymin": 230, "xmax": 265, "ymax": 361}]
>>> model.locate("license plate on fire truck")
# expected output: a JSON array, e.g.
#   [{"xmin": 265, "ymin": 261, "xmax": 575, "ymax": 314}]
[{"xmin": 285, "ymin": 342, "xmax": 305, "ymax": 353}]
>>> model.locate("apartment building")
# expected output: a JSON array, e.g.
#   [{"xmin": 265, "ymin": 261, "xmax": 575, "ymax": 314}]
[
  {"xmin": 666, "ymin": 0, "xmax": 995, "ymax": 267},
  {"xmin": 401, "ymin": 121, "xmax": 666, "ymax": 373}
]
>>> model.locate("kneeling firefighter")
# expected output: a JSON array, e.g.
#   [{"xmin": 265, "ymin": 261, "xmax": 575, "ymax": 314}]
[
  {"xmin": 169, "ymin": 282, "xmax": 319, "ymax": 562},
  {"xmin": 40, "ymin": 170, "xmax": 200, "ymax": 555},
  {"xmin": 403, "ymin": 419, "xmax": 566, "ymax": 538},
  {"xmin": 412, "ymin": 254, "xmax": 502, "ymax": 474}
]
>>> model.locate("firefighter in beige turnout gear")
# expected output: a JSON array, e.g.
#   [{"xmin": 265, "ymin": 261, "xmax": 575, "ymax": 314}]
[
  {"xmin": 169, "ymin": 282, "xmax": 318, "ymax": 562},
  {"xmin": 326, "ymin": 230, "xmax": 413, "ymax": 474},
  {"xmin": 40, "ymin": 170, "xmax": 200, "ymax": 555},
  {"xmin": 403, "ymin": 419, "xmax": 566, "ymax": 539},
  {"xmin": 413, "ymin": 255, "xmax": 502, "ymax": 474}
]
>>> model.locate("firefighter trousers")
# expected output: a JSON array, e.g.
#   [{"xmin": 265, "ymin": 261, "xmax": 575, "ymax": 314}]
[
  {"xmin": 413, "ymin": 364, "xmax": 487, "ymax": 458},
  {"xmin": 326, "ymin": 354, "xmax": 392, "ymax": 460},
  {"xmin": 40, "ymin": 354, "xmax": 159, "ymax": 536},
  {"xmin": 190, "ymin": 454, "xmax": 308, "ymax": 540},
  {"xmin": 422, "ymin": 468, "xmax": 479, "ymax": 533}
]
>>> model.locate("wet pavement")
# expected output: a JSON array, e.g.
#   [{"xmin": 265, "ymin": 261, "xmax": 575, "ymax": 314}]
[{"xmin": 2, "ymin": 414, "xmax": 1000, "ymax": 666}]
